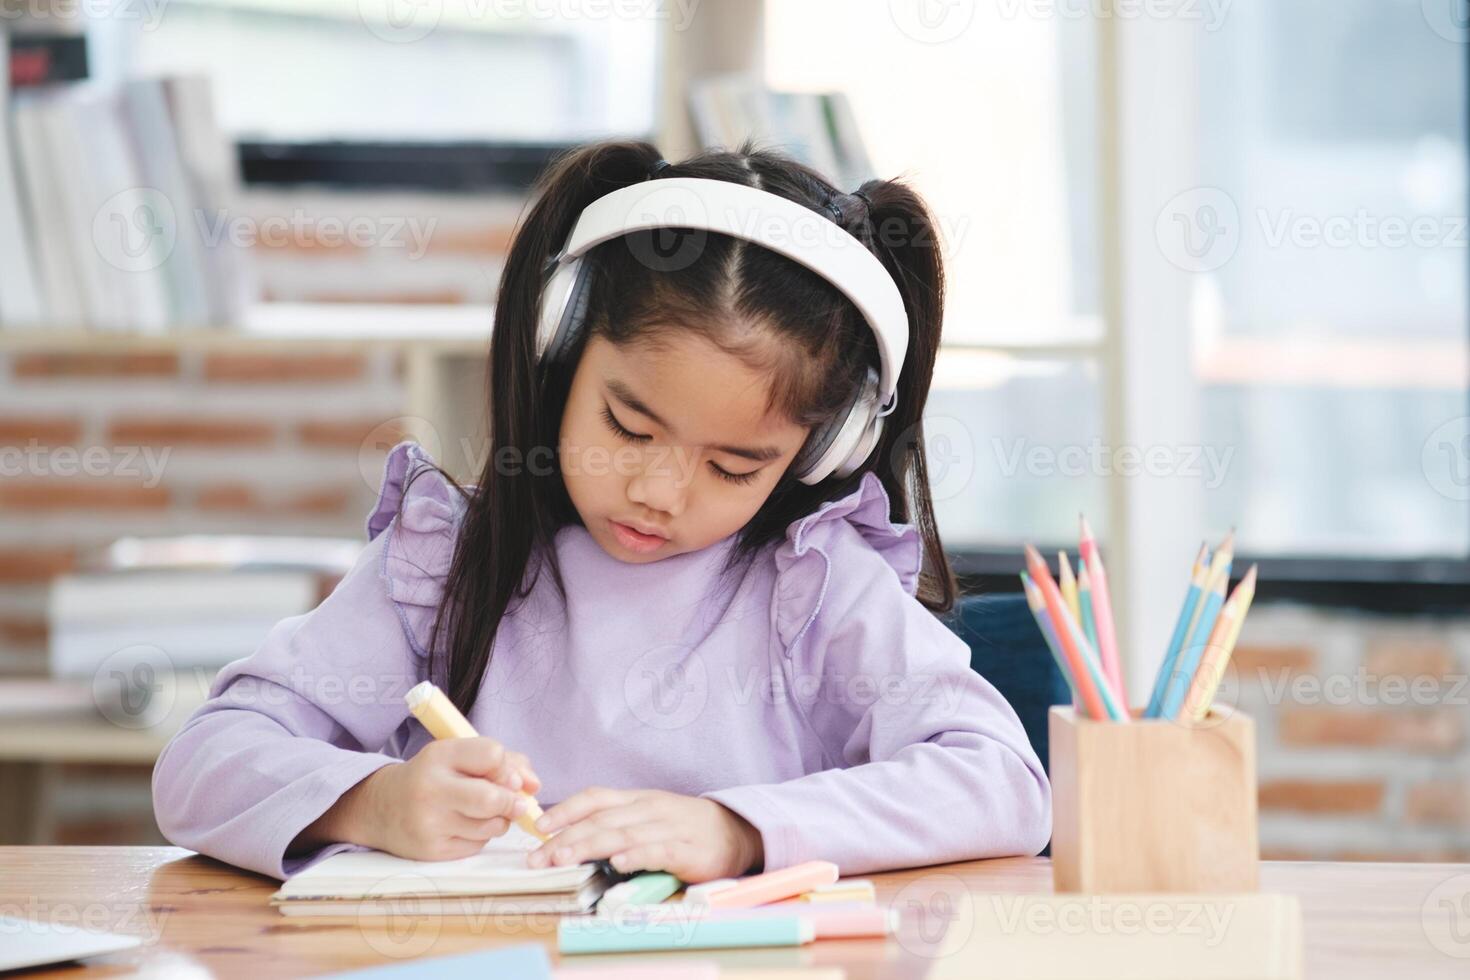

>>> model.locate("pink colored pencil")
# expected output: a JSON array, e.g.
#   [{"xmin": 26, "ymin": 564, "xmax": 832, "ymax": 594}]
[{"xmin": 1078, "ymin": 515, "xmax": 1126, "ymax": 706}]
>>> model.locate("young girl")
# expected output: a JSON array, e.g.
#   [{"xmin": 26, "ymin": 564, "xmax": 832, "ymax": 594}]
[{"xmin": 152, "ymin": 140, "xmax": 1051, "ymax": 883}]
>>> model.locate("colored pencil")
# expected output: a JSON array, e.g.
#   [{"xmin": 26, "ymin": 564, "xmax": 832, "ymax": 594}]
[
  {"xmin": 1183, "ymin": 531, "xmax": 1235, "ymax": 653},
  {"xmin": 1024, "ymin": 545, "xmax": 1111, "ymax": 720},
  {"xmin": 1159, "ymin": 556, "xmax": 1232, "ymax": 720},
  {"xmin": 1077, "ymin": 563, "xmax": 1100, "ymax": 654},
  {"xmin": 1058, "ymin": 552, "xmax": 1081, "ymax": 626},
  {"xmin": 1078, "ymin": 516, "xmax": 1126, "ymax": 706},
  {"xmin": 1022, "ymin": 572, "xmax": 1076, "ymax": 694},
  {"xmin": 1144, "ymin": 542, "xmax": 1209, "ymax": 718},
  {"xmin": 1183, "ymin": 565, "xmax": 1258, "ymax": 720}
]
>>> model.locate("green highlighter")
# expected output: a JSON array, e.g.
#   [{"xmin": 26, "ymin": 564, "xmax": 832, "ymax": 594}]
[
  {"xmin": 595, "ymin": 871, "xmax": 682, "ymax": 916},
  {"xmin": 560, "ymin": 914, "xmax": 815, "ymax": 954}
]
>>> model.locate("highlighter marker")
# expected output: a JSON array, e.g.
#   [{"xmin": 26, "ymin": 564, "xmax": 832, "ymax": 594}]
[{"xmin": 405, "ymin": 680, "xmax": 550, "ymax": 842}]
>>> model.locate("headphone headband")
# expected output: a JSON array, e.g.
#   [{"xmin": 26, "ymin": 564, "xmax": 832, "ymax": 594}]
[{"xmin": 551, "ymin": 177, "xmax": 908, "ymax": 410}]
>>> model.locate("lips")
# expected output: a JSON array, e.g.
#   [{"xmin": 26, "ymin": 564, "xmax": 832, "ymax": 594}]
[{"xmin": 610, "ymin": 519, "xmax": 669, "ymax": 554}]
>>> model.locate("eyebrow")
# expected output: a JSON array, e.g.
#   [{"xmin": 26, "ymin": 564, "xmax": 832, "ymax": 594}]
[{"xmin": 604, "ymin": 377, "xmax": 785, "ymax": 463}]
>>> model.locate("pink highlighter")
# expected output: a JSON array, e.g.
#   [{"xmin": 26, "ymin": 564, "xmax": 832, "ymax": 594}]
[{"xmin": 685, "ymin": 860, "xmax": 839, "ymax": 909}]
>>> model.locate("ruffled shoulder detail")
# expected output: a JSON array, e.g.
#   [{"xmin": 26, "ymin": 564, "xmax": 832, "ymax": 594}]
[
  {"xmin": 365, "ymin": 440, "xmax": 464, "ymax": 660},
  {"xmin": 772, "ymin": 470, "xmax": 924, "ymax": 656}
]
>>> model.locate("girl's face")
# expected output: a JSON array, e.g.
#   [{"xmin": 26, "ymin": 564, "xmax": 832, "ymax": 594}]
[{"xmin": 558, "ymin": 331, "xmax": 810, "ymax": 563}]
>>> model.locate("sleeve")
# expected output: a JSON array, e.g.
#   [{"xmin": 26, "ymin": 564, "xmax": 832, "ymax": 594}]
[
  {"xmin": 150, "ymin": 441, "xmax": 460, "ymax": 879},
  {"xmin": 701, "ymin": 472, "xmax": 1053, "ymax": 875}
]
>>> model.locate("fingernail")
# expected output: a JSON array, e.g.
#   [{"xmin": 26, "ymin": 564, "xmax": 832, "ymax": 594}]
[
  {"xmin": 508, "ymin": 772, "xmax": 522, "ymax": 791},
  {"xmin": 512, "ymin": 798, "xmax": 528, "ymax": 817}
]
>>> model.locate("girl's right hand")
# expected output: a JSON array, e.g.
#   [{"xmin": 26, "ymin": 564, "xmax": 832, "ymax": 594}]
[{"xmin": 307, "ymin": 737, "xmax": 540, "ymax": 862}]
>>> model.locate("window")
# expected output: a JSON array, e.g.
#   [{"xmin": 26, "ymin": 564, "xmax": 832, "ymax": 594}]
[{"xmin": 1194, "ymin": 0, "xmax": 1468, "ymax": 559}]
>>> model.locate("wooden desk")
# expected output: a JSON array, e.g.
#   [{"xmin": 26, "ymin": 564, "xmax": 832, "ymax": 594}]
[{"xmin": 1, "ymin": 848, "xmax": 1467, "ymax": 978}]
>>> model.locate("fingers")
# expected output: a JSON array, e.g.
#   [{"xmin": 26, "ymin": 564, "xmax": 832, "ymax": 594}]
[
  {"xmin": 434, "ymin": 737, "xmax": 516, "ymax": 781},
  {"xmin": 504, "ymin": 750, "xmax": 540, "ymax": 794},
  {"xmin": 443, "ymin": 774, "xmax": 525, "ymax": 821},
  {"xmin": 605, "ymin": 840, "xmax": 682, "ymax": 876},
  {"xmin": 447, "ymin": 815, "xmax": 511, "ymax": 843},
  {"xmin": 529, "ymin": 820, "xmax": 672, "ymax": 869},
  {"xmin": 535, "ymin": 786, "xmax": 635, "ymax": 836},
  {"xmin": 426, "ymin": 738, "xmax": 539, "ymax": 793}
]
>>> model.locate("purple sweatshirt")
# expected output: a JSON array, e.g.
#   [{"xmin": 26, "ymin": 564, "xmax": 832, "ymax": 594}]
[{"xmin": 152, "ymin": 441, "xmax": 1051, "ymax": 880}]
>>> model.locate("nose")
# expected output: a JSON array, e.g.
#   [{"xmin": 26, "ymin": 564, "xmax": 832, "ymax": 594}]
[{"xmin": 625, "ymin": 449, "xmax": 689, "ymax": 520}]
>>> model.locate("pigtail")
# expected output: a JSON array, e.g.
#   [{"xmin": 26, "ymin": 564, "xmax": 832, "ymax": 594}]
[{"xmin": 848, "ymin": 178, "xmax": 958, "ymax": 614}]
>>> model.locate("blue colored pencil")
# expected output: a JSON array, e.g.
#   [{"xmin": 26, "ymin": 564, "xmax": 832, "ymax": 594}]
[
  {"xmin": 1144, "ymin": 542, "xmax": 1208, "ymax": 718},
  {"xmin": 1159, "ymin": 559, "xmax": 1231, "ymax": 719},
  {"xmin": 1077, "ymin": 564, "xmax": 1100, "ymax": 654}
]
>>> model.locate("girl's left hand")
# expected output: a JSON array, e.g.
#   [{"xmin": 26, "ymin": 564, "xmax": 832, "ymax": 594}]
[{"xmin": 527, "ymin": 787, "xmax": 763, "ymax": 883}]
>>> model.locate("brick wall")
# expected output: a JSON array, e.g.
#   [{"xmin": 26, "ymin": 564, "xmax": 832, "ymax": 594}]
[
  {"xmin": 0, "ymin": 346, "xmax": 409, "ymax": 676},
  {"xmin": 1229, "ymin": 603, "xmax": 1470, "ymax": 862}
]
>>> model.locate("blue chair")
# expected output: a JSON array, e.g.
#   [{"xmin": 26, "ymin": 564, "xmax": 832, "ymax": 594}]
[
  {"xmin": 941, "ymin": 592, "xmax": 1070, "ymax": 777},
  {"xmin": 942, "ymin": 592, "xmax": 1069, "ymax": 856}
]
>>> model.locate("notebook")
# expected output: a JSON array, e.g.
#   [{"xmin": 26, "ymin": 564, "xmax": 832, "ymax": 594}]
[{"xmin": 272, "ymin": 826, "xmax": 614, "ymax": 916}]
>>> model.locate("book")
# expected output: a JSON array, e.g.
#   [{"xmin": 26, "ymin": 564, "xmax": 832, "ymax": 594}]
[
  {"xmin": 271, "ymin": 825, "xmax": 615, "ymax": 917},
  {"xmin": 48, "ymin": 569, "xmax": 321, "ymax": 677},
  {"xmin": 10, "ymin": 88, "xmax": 83, "ymax": 324},
  {"xmin": 0, "ymin": 27, "xmax": 45, "ymax": 326},
  {"xmin": 688, "ymin": 76, "xmax": 874, "ymax": 190}
]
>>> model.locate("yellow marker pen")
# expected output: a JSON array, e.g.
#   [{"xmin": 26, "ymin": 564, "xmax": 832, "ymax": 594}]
[{"xmin": 405, "ymin": 680, "xmax": 550, "ymax": 842}]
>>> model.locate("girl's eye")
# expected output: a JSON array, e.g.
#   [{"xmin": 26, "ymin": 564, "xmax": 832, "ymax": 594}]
[
  {"xmin": 601, "ymin": 405, "xmax": 650, "ymax": 443},
  {"xmin": 710, "ymin": 462, "xmax": 761, "ymax": 486}
]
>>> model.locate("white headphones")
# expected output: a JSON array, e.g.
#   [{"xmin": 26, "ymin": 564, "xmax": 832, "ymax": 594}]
[{"xmin": 535, "ymin": 175, "xmax": 908, "ymax": 485}]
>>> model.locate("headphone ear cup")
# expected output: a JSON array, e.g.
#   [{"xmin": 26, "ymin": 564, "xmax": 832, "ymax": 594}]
[
  {"xmin": 831, "ymin": 414, "xmax": 884, "ymax": 481},
  {"xmin": 794, "ymin": 367, "xmax": 882, "ymax": 485},
  {"xmin": 536, "ymin": 258, "xmax": 594, "ymax": 366}
]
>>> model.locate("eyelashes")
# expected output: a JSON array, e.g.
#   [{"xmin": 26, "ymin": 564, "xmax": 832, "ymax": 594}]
[
  {"xmin": 599, "ymin": 404, "xmax": 760, "ymax": 487},
  {"xmin": 600, "ymin": 404, "xmax": 649, "ymax": 443}
]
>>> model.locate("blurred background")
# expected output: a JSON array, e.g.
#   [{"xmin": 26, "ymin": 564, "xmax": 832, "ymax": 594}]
[{"xmin": 0, "ymin": 0, "xmax": 1466, "ymax": 863}]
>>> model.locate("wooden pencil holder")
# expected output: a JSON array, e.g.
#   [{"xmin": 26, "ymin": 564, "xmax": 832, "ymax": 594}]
[{"xmin": 1048, "ymin": 705, "xmax": 1259, "ymax": 893}]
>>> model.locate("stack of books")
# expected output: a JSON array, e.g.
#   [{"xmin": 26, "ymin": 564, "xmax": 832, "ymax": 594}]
[
  {"xmin": 0, "ymin": 25, "xmax": 251, "ymax": 331},
  {"xmin": 48, "ymin": 534, "xmax": 360, "ymax": 683}
]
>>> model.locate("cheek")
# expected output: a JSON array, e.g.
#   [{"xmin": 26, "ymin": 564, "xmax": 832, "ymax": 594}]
[{"xmin": 560, "ymin": 413, "xmax": 633, "ymax": 504}]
